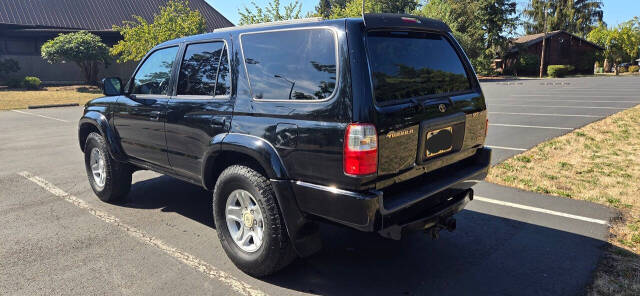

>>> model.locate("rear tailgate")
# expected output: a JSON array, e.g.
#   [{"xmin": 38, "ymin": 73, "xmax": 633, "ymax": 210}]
[{"xmin": 363, "ymin": 20, "xmax": 487, "ymax": 188}]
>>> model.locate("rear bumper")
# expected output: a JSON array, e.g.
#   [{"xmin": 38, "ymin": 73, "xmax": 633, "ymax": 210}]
[{"xmin": 291, "ymin": 148, "xmax": 491, "ymax": 236}]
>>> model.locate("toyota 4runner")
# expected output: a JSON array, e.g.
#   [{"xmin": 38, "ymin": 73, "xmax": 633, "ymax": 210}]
[{"xmin": 79, "ymin": 14, "xmax": 491, "ymax": 276}]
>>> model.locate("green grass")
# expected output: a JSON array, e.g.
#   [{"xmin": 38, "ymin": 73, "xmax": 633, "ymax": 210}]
[
  {"xmin": 0, "ymin": 85, "xmax": 101, "ymax": 110},
  {"xmin": 487, "ymin": 104, "xmax": 640, "ymax": 295}
]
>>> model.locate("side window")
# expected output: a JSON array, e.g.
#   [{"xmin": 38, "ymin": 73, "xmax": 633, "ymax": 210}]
[
  {"xmin": 177, "ymin": 41, "xmax": 231, "ymax": 97},
  {"xmin": 132, "ymin": 47, "xmax": 179, "ymax": 95},
  {"xmin": 241, "ymin": 28, "xmax": 337, "ymax": 101}
]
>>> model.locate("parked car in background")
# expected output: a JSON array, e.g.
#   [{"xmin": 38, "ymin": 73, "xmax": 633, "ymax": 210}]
[{"xmin": 78, "ymin": 14, "xmax": 490, "ymax": 276}]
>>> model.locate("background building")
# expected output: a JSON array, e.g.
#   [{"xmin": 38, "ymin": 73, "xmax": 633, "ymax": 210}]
[
  {"xmin": 0, "ymin": 0, "xmax": 233, "ymax": 84},
  {"xmin": 500, "ymin": 30, "xmax": 604, "ymax": 75}
]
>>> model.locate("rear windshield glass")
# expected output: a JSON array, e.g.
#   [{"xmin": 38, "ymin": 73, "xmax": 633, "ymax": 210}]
[{"xmin": 366, "ymin": 31, "xmax": 472, "ymax": 104}]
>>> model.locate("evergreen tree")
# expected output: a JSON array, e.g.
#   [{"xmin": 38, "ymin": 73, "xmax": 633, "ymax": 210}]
[
  {"xmin": 330, "ymin": 0, "xmax": 348, "ymax": 10},
  {"xmin": 315, "ymin": 0, "xmax": 332, "ymax": 18},
  {"xmin": 523, "ymin": 0, "xmax": 604, "ymax": 36},
  {"xmin": 480, "ymin": 0, "xmax": 518, "ymax": 57}
]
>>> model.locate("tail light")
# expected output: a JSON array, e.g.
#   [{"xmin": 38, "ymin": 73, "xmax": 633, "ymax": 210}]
[{"xmin": 344, "ymin": 123, "xmax": 378, "ymax": 175}]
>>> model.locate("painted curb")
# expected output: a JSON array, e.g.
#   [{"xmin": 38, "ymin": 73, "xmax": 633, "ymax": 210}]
[{"xmin": 28, "ymin": 103, "xmax": 79, "ymax": 109}]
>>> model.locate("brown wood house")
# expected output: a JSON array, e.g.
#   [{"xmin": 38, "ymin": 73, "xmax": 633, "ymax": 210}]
[
  {"xmin": 0, "ymin": 0, "xmax": 233, "ymax": 84},
  {"xmin": 499, "ymin": 30, "xmax": 604, "ymax": 75}
]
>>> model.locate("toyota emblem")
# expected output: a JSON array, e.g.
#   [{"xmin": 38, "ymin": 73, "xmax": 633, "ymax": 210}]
[{"xmin": 438, "ymin": 104, "xmax": 447, "ymax": 113}]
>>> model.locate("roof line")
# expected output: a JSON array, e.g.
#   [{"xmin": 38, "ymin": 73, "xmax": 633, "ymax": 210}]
[
  {"xmin": 512, "ymin": 30, "xmax": 604, "ymax": 50},
  {"xmin": 204, "ymin": 0, "xmax": 234, "ymax": 26},
  {"xmin": 0, "ymin": 0, "xmax": 233, "ymax": 31}
]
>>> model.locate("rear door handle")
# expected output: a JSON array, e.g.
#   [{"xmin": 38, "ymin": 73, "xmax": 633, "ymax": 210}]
[{"xmin": 150, "ymin": 111, "xmax": 162, "ymax": 121}]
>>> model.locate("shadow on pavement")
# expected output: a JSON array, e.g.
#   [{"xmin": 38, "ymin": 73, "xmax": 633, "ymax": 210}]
[
  {"xmin": 121, "ymin": 175, "xmax": 615, "ymax": 295},
  {"xmin": 123, "ymin": 175, "xmax": 215, "ymax": 228},
  {"xmin": 266, "ymin": 211, "xmax": 612, "ymax": 296}
]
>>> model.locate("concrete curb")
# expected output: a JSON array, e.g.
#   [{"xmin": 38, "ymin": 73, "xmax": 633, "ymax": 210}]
[{"xmin": 28, "ymin": 103, "xmax": 79, "ymax": 109}]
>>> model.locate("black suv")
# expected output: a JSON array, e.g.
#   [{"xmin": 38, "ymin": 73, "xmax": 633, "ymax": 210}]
[{"xmin": 79, "ymin": 14, "xmax": 491, "ymax": 276}]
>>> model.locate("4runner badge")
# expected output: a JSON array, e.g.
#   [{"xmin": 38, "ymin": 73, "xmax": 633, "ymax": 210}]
[{"xmin": 387, "ymin": 128, "xmax": 414, "ymax": 139}]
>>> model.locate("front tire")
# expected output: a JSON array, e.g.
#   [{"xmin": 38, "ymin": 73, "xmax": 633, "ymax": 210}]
[
  {"xmin": 84, "ymin": 132, "xmax": 131, "ymax": 203},
  {"xmin": 213, "ymin": 165, "xmax": 295, "ymax": 277}
]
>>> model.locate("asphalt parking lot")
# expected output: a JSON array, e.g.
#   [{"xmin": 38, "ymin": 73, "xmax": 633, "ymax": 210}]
[{"xmin": 1, "ymin": 76, "xmax": 637, "ymax": 295}]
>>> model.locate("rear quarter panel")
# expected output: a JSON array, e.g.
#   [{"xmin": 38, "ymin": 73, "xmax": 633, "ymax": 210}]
[{"xmin": 229, "ymin": 21, "xmax": 353, "ymax": 187}]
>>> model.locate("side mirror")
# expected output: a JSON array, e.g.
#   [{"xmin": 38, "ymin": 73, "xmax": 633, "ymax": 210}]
[{"xmin": 102, "ymin": 77, "xmax": 123, "ymax": 96}]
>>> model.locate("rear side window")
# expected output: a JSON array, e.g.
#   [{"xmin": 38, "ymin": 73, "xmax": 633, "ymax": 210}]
[
  {"xmin": 177, "ymin": 41, "xmax": 230, "ymax": 97},
  {"xmin": 241, "ymin": 28, "xmax": 337, "ymax": 101},
  {"xmin": 366, "ymin": 31, "xmax": 472, "ymax": 104}
]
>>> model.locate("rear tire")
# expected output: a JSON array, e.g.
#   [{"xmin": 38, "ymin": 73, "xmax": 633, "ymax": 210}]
[
  {"xmin": 84, "ymin": 132, "xmax": 131, "ymax": 203},
  {"xmin": 213, "ymin": 165, "xmax": 295, "ymax": 277}
]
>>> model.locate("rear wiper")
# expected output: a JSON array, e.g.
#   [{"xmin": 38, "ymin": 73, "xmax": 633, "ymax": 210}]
[{"xmin": 409, "ymin": 98, "xmax": 424, "ymax": 112}]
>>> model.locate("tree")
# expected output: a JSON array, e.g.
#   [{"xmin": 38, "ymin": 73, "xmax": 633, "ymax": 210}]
[
  {"xmin": 479, "ymin": 0, "xmax": 517, "ymax": 58},
  {"xmin": 523, "ymin": 0, "xmax": 604, "ymax": 37},
  {"xmin": 111, "ymin": 0, "xmax": 206, "ymax": 63},
  {"xmin": 316, "ymin": 0, "xmax": 332, "ymax": 18},
  {"xmin": 417, "ymin": 0, "xmax": 484, "ymax": 60},
  {"xmin": 238, "ymin": 0, "xmax": 303, "ymax": 25},
  {"xmin": 416, "ymin": 0, "xmax": 517, "ymax": 75},
  {"xmin": 330, "ymin": 0, "xmax": 348, "ymax": 10},
  {"xmin": 588, "ymin": 17, "xmax": 640, "ymax": 63},
  {"xmin": 327, "ymin": 0, "xmax": 419, "ymax": 18},
  {"xmin": 41, "ymin": 31, "xmax": 110, "ymax": 84}
]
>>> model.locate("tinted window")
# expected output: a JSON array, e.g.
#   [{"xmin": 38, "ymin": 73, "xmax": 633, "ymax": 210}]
[
  {"xmin": 242, "ymin": 29, "xmax": 337, "ymax": 101},
  {"xmin": 366, "ymin": 31, "xmax": 472, "ymax": 103},
  {"xmin": 132, "ymin": 46, "xmax": 178, "ymax": 95},
  {"xmin": 177, "ymin": 42, "xmax": 231, "ymax": 97}
]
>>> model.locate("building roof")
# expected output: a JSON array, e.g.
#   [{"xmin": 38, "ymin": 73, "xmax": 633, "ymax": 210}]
[
  {"xmin": 0, "ymin": 0, "xmax": 233, "ymax": 32},
  {"xmin": 511, "ymin": 30, "xmax": 603, "ymax": 51}
]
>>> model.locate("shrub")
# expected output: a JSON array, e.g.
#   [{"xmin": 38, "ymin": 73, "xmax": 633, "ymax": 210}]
[
  {"xmin": 629, "ymin": 65, "xmax": 640, "ymax": 73},
  {"xmin": 547, "ymin": 65, "xmax": 571, "ymax": 78},
  {"xmin": 618, "ymin": 66, "xmax": 628, "ymax": 73},
  {"xmin": 517, "ymin": 54, "xmax": 540, "ymax": 75},
  {"xmin": 0, "ymin": 58, "xmax": 20, "ymax": 85},
  {"xmin": 0, "ymin": 58, "xmax": 20, "ymax": 78},
  {"xmin": 22, "ymin": 76, "xmax": 42, "ymax": 89},
  {"xmin": 6, "ymin": 77, "xmax": 23, "ymax": 88},
  {"xmin": 472, "ymin": 56, "xmax": 496, "ymax": 76}
]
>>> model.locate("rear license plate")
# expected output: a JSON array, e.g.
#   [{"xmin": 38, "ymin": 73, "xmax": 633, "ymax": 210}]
[{"xmin": 425, "ymin": 126, "xmax": 453, "ymax": 158}]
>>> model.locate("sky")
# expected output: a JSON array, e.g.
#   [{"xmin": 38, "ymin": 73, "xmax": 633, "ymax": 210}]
[{"xmin": 207, "ymin": 0, "xmax": 639, "ymax": 30}]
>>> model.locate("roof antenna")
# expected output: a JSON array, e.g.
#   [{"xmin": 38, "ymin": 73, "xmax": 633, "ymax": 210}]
[{"xmin": 361, "ymin": 0, "xmax": 367, "ymax": 26}]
